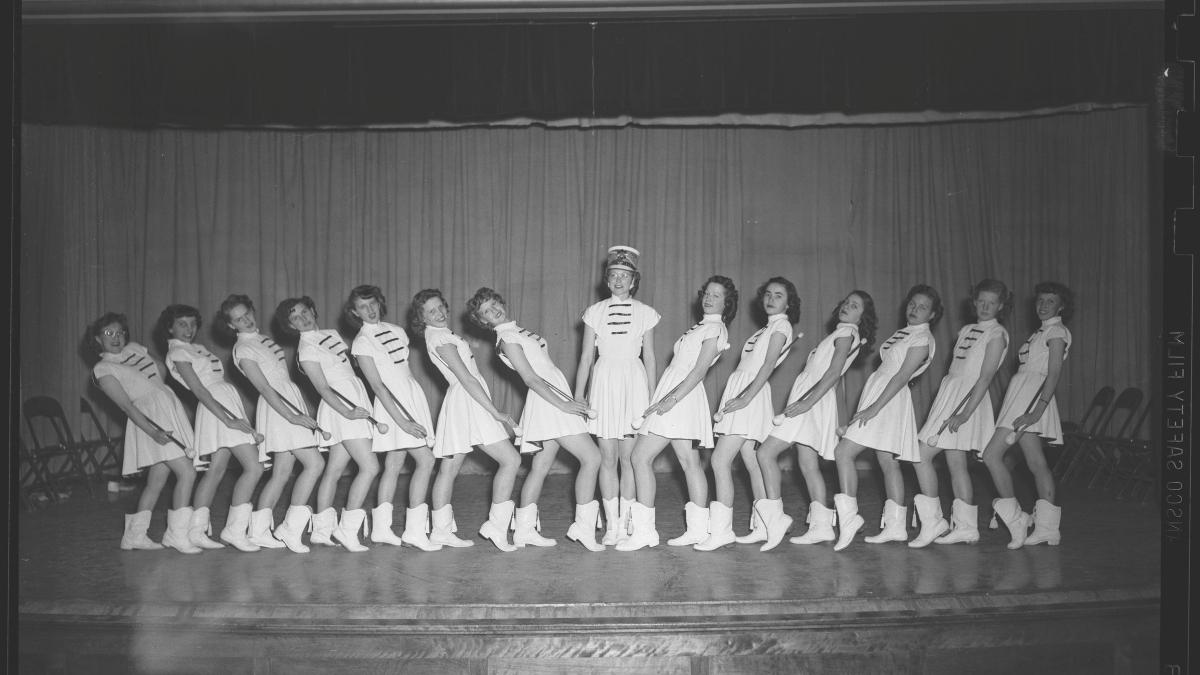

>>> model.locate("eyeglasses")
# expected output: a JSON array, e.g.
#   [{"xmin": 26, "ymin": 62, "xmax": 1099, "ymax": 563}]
[
  {"xmin": 101, "ymin": 329, "xmax": 128, "ymax": 338},
  {"xmin": 607, "ymin": 271, "xmax": 634, "ymax": 281}
]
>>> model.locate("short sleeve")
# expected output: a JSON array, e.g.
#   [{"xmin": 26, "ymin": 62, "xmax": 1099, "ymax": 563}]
[
  {"xmin": 1044, "ymin": 324, "xmax": 1070, "ymax": 345},
  {"xmin": 767, "ymin": 320, "xmax": 793, "ymax": 343},
  {"xmin": 350, "ymin": 333, "xmax": 373, "ymax": 359},
  {"xmin": 93, "ymin": 362, "xmax": 115, "ymax": 380},
  {"xmin": 297, "ymin": 340, "xmax": 318, "ymax": 364},
  {"xmin": 908, "ymin": 331, "xmax": 931, "ymax": 349},
  {"xmin": 166, "ymin": 344, "xmax": 193, "ymax": 366},
  {"xmin": 582, "ymin": 302, "xmax": 603, "ymax": 330},
  {"xmin": 638, "ymin": 303, "xmax": 662, "ymax": 332}
]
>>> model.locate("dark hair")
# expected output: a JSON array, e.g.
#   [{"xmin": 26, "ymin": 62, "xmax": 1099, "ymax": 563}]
[
  {"xmin": 467, "ymin": 287, "xmax": 506, "ymax": 329},
  {"xmin": 902, "ymin": 284, "xmax": 944, "ymax": 327},
  {"xmin": 274, "ymin": 296, "xmax": 317, "ymax": 338},
  {"xmin": 1033, "ymin": 281, "xmax": 1074, "ymax": 323},
  {"xmin": 605, "ymin": 266, "xmax": 642, "ymax": 297},
  {"xmin": 971, "ymin": 279, "xmax": 1013, "ymax": 322},
  {"xmin": 755, "ymin": 277, "xmax": 801, "ymax": 325},
  {"xmin": 408, "ymin": 289, "xmax": 447, "ymax": 335},
  {"xmin": 696, "ymin": 275, "xmax": 738, "ymax": 325},
  {"xmin": 154, "ymin": 304, "xmax": 202, "ymax": 352},
  {"xmin": 84, "ymin": 312, "xmax": 130, "ymax": 363},
  {"xmin": 830, "ymin": 291, "xmax": 878, "ymax": 357},
  {"xmin": 345, "ymin": 285, "xmax": 388, "ymax": 328},
  {"xmin": 219, "ymin": 294, "xmax": 255, "ymax": 334}
]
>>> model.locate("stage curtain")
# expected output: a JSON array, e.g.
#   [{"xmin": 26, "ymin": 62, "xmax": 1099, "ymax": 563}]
[{"xmin": 20, "ymin": 107, "xmax": 1153, "ymax": 473}]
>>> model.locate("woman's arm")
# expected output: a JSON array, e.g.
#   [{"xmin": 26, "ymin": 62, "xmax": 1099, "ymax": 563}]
[
  {"xmin": 95, "ymin": 374, "xmax": 182, "ymax": 449},
  {"xmin": 173, "ymin": 360, "xmax": 256, "ymax": 435},
  {"xmin": 356, "ymin": 354, "xmax": 427, "ymax": 437},
  {"xmin": 236, "ymin": 358, "xmax": 319, "ymax": 429},
  {"xmin": 1013, "ymin": 338, "xmax": 1067, "ymax": 429},
  {"xmin": 946, "ymin": 334, "xmax": 1007, "ymax": 432},
  {"xmin": 648, "ymin": 336, "xmax": 721, "ymax": 415},
  {"xmin": 847, "ymin": 344, "xmax": 930, "ymax": 428},
  {"xmin": 641, "ymin": 328, "xmax": 658, "ymax": 395},
  {"xmin": 573, "ymin": 325, "xmax": 598, "ymax": 399},
  {"xmin": 436, "ymin": 344, "xmax": 517, "ymax": 428},
  {"xmin": 784, "ymin": 336, "xmax": 855, "ymax": 418},
  {"xmin": 721, "ymin": 332, "xmax": 788, "ymax": 414},
  {"xmin": 500, "ymin": 341, "xmax": 591, "ymax": 417},
  {"xmin": 298, "ymin": 360, "xmax": 371, "ymax": 421}
]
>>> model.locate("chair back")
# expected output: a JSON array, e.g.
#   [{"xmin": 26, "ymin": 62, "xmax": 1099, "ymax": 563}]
[
  {"xmin": 1095, "ymin": 387, "xmax": 1144, "ymax": 440},
  {"xmin": 1079, "ymin": 385, "xmax": 1116, "ymax": 435},
  {"xmin": 80, "ymin": 397, "xmax": 116, "ymax": 444},
  {"xmin": 23, "ymin": 395, "xmax": 77, "ymax": 453}
]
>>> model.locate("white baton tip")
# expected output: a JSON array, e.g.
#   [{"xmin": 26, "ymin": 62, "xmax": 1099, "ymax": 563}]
[
  {"xmin": 713, "ymin": 411, "xmax": 725, "ymax": 423},
  {"xmin": 586, "ymin": 409, "xmax": 598, "ymax": 420},
  {"xmin": 772, "ymin": 414, "xmax": 784, "ymax": 425},
  {"xmin": 632, "ymin": 416, "xmax": 645, "ymax": 429}
]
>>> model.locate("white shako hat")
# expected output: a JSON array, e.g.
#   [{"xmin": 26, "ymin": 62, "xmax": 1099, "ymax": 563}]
[{"xmin": 606, "ymin": 246, "xmax": 641, "ymax": 273}]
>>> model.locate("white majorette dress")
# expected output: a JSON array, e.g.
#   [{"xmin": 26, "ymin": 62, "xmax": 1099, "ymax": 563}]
[
  {"xmin": 297, "ymin": 329, "xmax": 373, "ymax": 449},
  {"xmin": 842, "ymin": 323, "xmax": 935, "ymax": 462},
  {"xmin": 918, "ymin": 318, "xmax": 1009, "ymax": 452},
  {"xmin": 423, "ymin": 325, "xmax": 509, "ymax": 458},
  {"xmin": 641, "ymin": 314, "xmax": 730, "ymax": 448},
  {"xmin": 93, "ymin": 342, "xmax": 194, "ymax": 476},
  {"xmin": 582, "ymin": 297, "xmax": 661, "ymax": 439},
  {"xmin": 494, "ymin": 321, "xmax": 589, "ymax": 454},
  {"xmin": 993, "ymin": 316, "xmax": 1072, "ymax": 445},
  {"xmin": 768, "ymin": 322, "xmax": 863, "ymax": 460},
  {"xmin": 232, "ymin": 331, "xmax": 319, "ymax": 454},
  {"xmin": 166, "ymin": 339, "xmax": 265, "ymax": 466},
  {"xmin": 713, "ymin": 312, "xmax": 795, "ymax": 442},
  {"xmin": 352, "ymin": 321, "xmax": 436, "ymax": 452}
]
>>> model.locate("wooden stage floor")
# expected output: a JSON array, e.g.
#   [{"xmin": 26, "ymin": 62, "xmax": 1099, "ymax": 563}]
[{"xmin": 19, "ymin": 464, "xmax": 1160, "ymax": 674}]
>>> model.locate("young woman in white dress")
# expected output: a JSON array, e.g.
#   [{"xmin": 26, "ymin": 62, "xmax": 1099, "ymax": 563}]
[
  {"xmin": 755, "ymin": 291, "xmax": 877, "ymax": 551},
  {"xmin": 276, "ymin": 296, "xmax": 377, "ymax": 552},
  {"xmin": 222, "ymin": 294, "xmax": 325, "ymax": 553},
  {"xmin": 695, "ymin": 277, "xmax": 798, "ymax": 551},
  {"xmin": 346, "ymin": 285, "xmax": 441, "ymax": 551},
  {"xmin": 468, "ymin": 288, "xmax": 605, "ymax": 551},
  {"xmin": 982, "ymin": 282, "xmax": 1074, "ymax": 548},
  {"xmin": 909, "ymin": 279, "xmax": 1011, "ymax": 548},
  {"xmin": 617, "ymin": 275, "xmax": 736, "ymax": 552},
  {"xmin": 830, "ymin": 285, "xmax": 941, "ymax": 551},
  {"xmin": 409, "ymin": 289, "xmax": 522, "ymax": 552},
  {"xmin": 88, "ymin": 312, "xmax": 199, "ymax": 553},
  {"xmin": 158, "ymin": 304, "xmax": 265, "ymax": 552},
  {"xmin": 574, "ymin": 246, "xmax": 659, "ymax": 545}
]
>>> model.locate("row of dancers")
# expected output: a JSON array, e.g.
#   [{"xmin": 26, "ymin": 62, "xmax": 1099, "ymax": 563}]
[{"xmin": 87, "ymin": 245, "xmax": 1073, "ymax": 555}]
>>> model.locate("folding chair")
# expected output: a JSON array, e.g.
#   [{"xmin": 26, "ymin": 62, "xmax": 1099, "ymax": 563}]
[
  {"xmin": 1099, "ymin": 402, "xmax": 1154, "ymax": 500},
  {"xmin": 79, "ymin": 396, "xmax": 124, "ymax": 477},
  {"xmin": 1052, "ymin": 385, "xmax": 1115, "ymax": 477},
  {"xmin": 23, "ymin": 395, "xmax": 97, "ymax": 501},
  {"xmin": 1059, "ymin": 387, "xmax": 1142, "ymax": 488}
]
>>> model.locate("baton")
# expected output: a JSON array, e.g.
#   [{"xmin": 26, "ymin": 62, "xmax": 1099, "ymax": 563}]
[
  {"xmin": 269, "ymin": 385, "xmax": 332, "ymax": 441},
  {"xmin": 927, "ymin": 391, "xmax": 973, "ymax": 446},
  {"xmin": 542, "ymin": 380, "xmax": 598, "ymax": 420},
  {"xmin": 1004, "ymin": 377, "xmax": 1050, "ymax": 445},
  {"xmin": 212, "ymin": 399, "xmax": 266, "ymax": 444},
  {"xmin": 331, "ymin": 387, "xmax": 390, "ymax": 434},
  {"xmin": 379, "ymin": 381, "xmax": 436, "ymax": 446}
]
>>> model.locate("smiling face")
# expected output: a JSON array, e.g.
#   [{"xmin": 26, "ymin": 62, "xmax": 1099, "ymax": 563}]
[
  {"xmin": 1035, "ymin": 292, "xmax": 1063, "ymax": 322},
  {"xmin": 421, "ymin": 296, "xmax": 449, "ymax": 329},
  {"xmin": 906, "ymin": 293, "xmax": 935, "ymax": 326},
  {"xmin": 606, "ymin": 269, "xmax": 635, "ymax": 299},
  {"xmin": 226, "ymin": 304, "xmax": 257, "ymax": 334},
  {"xmin": 169, "ymin": 316, "xmax": 199, "ymax": 343},
  {"xmin": 476, "ymin": 298, "xmax": 508, "ymax": 328},
  {"xmin": 95, "ymin": 322, "xmax": 128, "ymax": 354},
  {"xmin": 974, "ymin": 290, "xmax": 1003, "ymax": 322},
  {"xmin": 352, "ymin": 297, "xmax": 382, "ymax": 325},
  {"xmin": 838, "ymin": 294, "xmax": 866, "ymax": 325},
  {"xmin": 287, "ymin": 302, "xmax": 318, "ymax": 332},
  {"xmin": 762, "ymin": 282, "xmax": 788, "ymax": 317},
  {"xmin": 701, "ymin": 282, "xmax": 727, "ymax": 316}
]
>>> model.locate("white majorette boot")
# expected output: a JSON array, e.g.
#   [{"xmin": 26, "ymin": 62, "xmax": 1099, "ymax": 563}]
[
  {"xmin": 735, "ymin": 500, "xmax": 768, "ymax": 544},
  {"xmin": 787, "ymin": 502, "xmax": 835, "ymax": 546},
  {"xmin": 758, "ymin": 499, "xmax": 795, "ymax": 551},
  {"xmin": 332, "ymin": 508, "xmax": 369, "ymax": 552},
  {"xmin": 566, "ymin": 500, "xmax": 606, "ymax": 552},
  {"xmin": 478, "ymin": 500, "xmax": 517, "ymax": 552},
  {"xmin": 161, "ymin": 507, "xmax": 202, "ymax": 554},
  {"xmin": 601, "ymin": 498, "xmax": 621, "ymax": 546},
  {"xmin": 694, "ymin": 501, "xmax": 736, "ymax": 551},
  {"xmin": 992, "ymin": 497, "xmax": 1031, "ymax": 550},
  {"xmin": 512, "ymin": 503, "xmax": 557, "ymax": 547},
  {"xmin": 400, "ymin": 504, "xmax": 442, "ymax": 551},
  {"xmin": 908, "ymin": 494, "xmax": 950, "ymax": 548},
  {"xmin": 430, "ymin": 504, "xmax": 474, "ymax": 548},
  {"xmin": 615, "ymin": 502, "xmax": 659, "ymax": 551},
  {"xmin": 934, "ymin": 499, "xmax": 979, "ymax": 545},
  {"xmin": 274, "ymin": 505, "xmax": 312, "ymax": 553},
  {"xmin": 369, "ymin": 503, "xmax": 405, "ymax": 546},
  {"xmin": 833, "ymin": 494, "xmax": 865, "ymax": 552},
  {"xmin": 1024, "ymin": 499, "xmax": 1062, "ymax": 546},
  {"xmin": 667, "ymin": 502, "xmax": 710, "ymax": 546},
  {"xmin": 864, "ymin": 499, "xmax": 909, "ymax": 544},
  {"xmin": 121, "ymin": 510, "xmax": 164, "ymax": 550},
  {"xmin": 188, "ymin": 506, "xmax": 226, "ymax": 550},
  {"xmin": 220, "ymin": 503, "xmax": 261, "ymax": 552},
  {"xmin": 248, "ymin": 508, "xmax": 285, "ymax": 549},
  {"xmin": 309, "ymin": 507, "xmax": 338, "ymax": 546}
]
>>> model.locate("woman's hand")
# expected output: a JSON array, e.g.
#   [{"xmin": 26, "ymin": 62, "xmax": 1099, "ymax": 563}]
[
  {"xmin": 491, "ymin": 410, "xmax": 518, "ymax": 429},
  {"xmin": 649, "ymin": 393, "xmax": 680, "ymax": 416},
  {"xmin": 343, "ymin": 405, "xmax": 372, "ymax": 421},
  {"xmin": 398, "ymin": 419, "xmax": 428, "ymax": 438},
  {"xmin": 722, "ymin": 394, "xmax": 750, "ymax": 414},
  {"xmin": 1012, "ymin": 412, "xmax": 1038, "ymax": 431},
  {"xmin": 946, "ymin": 412, "xmax": 969, "ymax": 433},
  {"xmin": 150, "ymin": 428, "xmax": 174, "ymax": 446},
  {"xmin": 287, "ymin": 412, "xmax": 320, "ymax": 430},
  {"xmin": 848, "ymin": 404, "xmax": 881, "ymax": 428},
  {"xmin": 224, "ymin": 417, "xmax": 257, "ymax": 436},
  {"xmin": 784, "ymin": 398, "xmax": 813, "ymax": 418},
  {"xmin": 557, "ymin": 397, "xmax": 593, "ymax": 418}
]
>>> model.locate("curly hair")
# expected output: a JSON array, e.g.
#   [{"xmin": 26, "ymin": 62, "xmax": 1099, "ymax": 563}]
[
  {"xmin": 218, "ymin": 294, "xmax": 255, "ymax": 335},
  {"xmin": 345, "ymin": 285, "xmax": 388, "ymax": 328},
  {"xmin": 1034, "ymin": 281, "xmax": 1075, "ymax": 323},
  {"xmin": 154, "ymin": 304, "xmax": 202, "ymax": 352},
  {"xmin": 697, "ymin": 275, "xmax": 738, "ymax": 325},
  {"xmin": 466, "ymin": 287, "xmax": 506, "ymax": 329},
  {"xmin": 273, "ymin": 296, "xmax": 317, "ymax": 338},
  {"xmin": 971, "ymin": 279, "xmax": 1013, "ymax": 323},
  {"xmin": 84, "ymin": 312, "xmax": 130, "ymax": 363},
  {"xmin": 902, "ymin": 284, "xmax": 944, "ymax": 327},
  {"xmin": 755, "ymin": 277, "xmax": 801, "ymax": 325},
  {"xmin": 408, "ymin": 289, "xmax": 447, "ymax": 336},
  {"xmin": 830, "ymin": 290, "xmax": 878, "ymax": 358}
]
